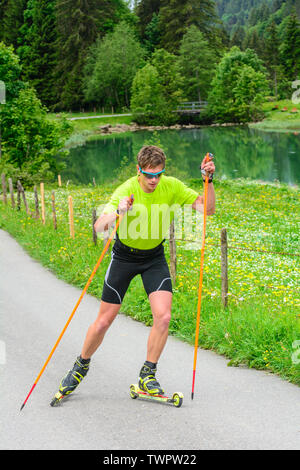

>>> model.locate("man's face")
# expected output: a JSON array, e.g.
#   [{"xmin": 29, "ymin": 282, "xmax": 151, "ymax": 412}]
[{"xmin": 137, "ymin": 164, "xmax": 164, "ymax": 193}]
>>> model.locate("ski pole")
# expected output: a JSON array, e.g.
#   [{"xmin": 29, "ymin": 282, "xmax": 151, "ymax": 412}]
[
  {"xmin": 20, "ymin": 195, "xmax": 133, "ymax": 411},
  {"xmin": 191, "ymin": 153, "xmax": 213, "ymax": 400}
]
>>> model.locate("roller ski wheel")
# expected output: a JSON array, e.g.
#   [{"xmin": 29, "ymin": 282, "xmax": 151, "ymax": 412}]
[
  {"xmin": 172, "ymin": 392, "xmax": 183, "ymax": 408},
  {"xmin": 50, "ymin": 391, "xmax": 65, "ymax": 407},
  {"xmin": 130, "ymin": 384, "xmax": 138, "ymax": 399},
  {"xmin": 129, "ymin": 384, "xmax": 183, "ymax": 408}
]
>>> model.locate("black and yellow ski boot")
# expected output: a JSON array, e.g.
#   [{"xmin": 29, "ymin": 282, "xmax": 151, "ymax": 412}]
[
  {"xmin": 50, "ymin": 356, "xmax": 90, "ymax": 406},
  {"xmin": 138, "ymin": 361, "xmax": 165, "ymax": 396}
]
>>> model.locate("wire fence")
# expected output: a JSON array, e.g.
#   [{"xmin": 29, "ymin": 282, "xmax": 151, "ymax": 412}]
[{"xmin": 1, "ymin": 174, "xmax": 299, "ymax": 312}]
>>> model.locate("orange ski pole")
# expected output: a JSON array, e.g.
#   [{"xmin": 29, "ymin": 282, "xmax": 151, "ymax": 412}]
[
  {"xmin": 20, "ymin": 196, "xmax": 133, "ymax": 411},
  {"xmin": 191, "ymin": 154, "xmax": 213, "ymax": 400}
]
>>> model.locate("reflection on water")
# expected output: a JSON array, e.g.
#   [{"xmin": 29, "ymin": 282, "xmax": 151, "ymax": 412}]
[{"xmin": 60, "ymin": 127, "xmax": 300, "ymax": 186}]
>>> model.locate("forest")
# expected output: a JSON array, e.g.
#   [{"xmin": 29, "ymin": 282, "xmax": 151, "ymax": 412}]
[
  {"xmin": 0, "ymin": 0, "xmax": 299, "ymax": 115},
  {"xmin": 0, "ymin": 0, "xmax": 300, "ymax": 180}
]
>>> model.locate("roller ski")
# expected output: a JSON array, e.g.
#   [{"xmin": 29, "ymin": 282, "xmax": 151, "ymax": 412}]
[
  {"xmin": 130, "ymin": 384, "xmax": 183, "ymax": 407},
  {"xmin": 130, "ymin": 361, "xmax": 183, "ymax": 408},
  {"xmin": 50, "ymin": 356, "xmax": 90, "ymax": 407}
]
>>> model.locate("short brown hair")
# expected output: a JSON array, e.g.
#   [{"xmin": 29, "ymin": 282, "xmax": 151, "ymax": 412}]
[{"xmin": 137, "ymin": 146, "xmax": 166, "ymax": 169}]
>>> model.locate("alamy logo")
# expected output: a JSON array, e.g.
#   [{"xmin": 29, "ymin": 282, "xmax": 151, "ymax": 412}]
[
  {"xmin": 96, "ymin": 202, "xmax": 204, "ymax": 250},
  {"xmin": 292, "ymin": 80, "xmax": 300, "ymax": 104},
  {"xmin": 0, "ymin": 81, "xmax": 6, "ymax": 104}
]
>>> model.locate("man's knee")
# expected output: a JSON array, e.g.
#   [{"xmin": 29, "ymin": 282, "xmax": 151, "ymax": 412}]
[
  {"xmin": 154, "ymin": 309, "xmax": 171, "ymax": 330},
  {"xmin": 94, "ymin": 305, "xmax": 119, "ymax": 334},
  {"xmin": 94, "ymin": 317, "xmax": 111, "ymax": 334}
]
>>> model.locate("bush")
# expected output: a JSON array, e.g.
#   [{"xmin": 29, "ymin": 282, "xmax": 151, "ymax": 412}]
[
  {"xmin": 1, "ymin": 87, "xmax": 72, "ymax": 187},
  {"xmin": 208, "ymin": 47, "xmax": 270, "ymax": 123},
  {"xmin": 0, "ymin": 42, "xmax": 72, "ymax": 187}
]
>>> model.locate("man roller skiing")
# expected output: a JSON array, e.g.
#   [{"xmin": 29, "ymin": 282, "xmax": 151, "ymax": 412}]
[{"xmin": 55, "ymin": 146, "xmax": 215, "ymax": 401}]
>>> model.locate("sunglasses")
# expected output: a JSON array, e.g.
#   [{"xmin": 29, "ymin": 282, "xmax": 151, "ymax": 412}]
[{"xmin": 139, "ymin": 167, "xmax": 165, "ymax": 179}]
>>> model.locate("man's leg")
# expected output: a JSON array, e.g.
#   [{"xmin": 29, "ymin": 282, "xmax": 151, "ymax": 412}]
[
  {"xmin": 81, "ymin": 301, "xmax": 121, "ymax": 359},
  {"xmin": 55, "ymin": 301, "xmax": 120, "ymax": 399},
  {"xmin": 53, "ymin": 245, "xmax": 133, "ymax": 400},
  {"xmin": 147, "ymin": 290, "xmax": 172, "ymax": 363},
  {"xmin": 138, "ymin": 290, "xmax": 172, "ymax": 395}
]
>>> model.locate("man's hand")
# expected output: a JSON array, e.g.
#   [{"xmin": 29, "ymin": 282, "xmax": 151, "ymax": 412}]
[
  {"xmin": 118, "ymin": 195, "xmax": 134, "ymax": 214},
  {"xmin": 192, "ymin": 155, "xmax": 216, "ymax": 215},
  {"xmin": 201, "ymin": 156, "xmax": 215, "ymax": 178}
]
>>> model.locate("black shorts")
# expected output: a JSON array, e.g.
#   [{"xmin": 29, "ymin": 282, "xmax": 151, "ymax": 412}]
[{"xmin": 101, "ymin": 238, "xmax": 173, "ymax": 304}]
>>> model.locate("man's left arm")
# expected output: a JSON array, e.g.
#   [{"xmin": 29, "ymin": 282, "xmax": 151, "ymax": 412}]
[{"xmin": 192, "ymin": 157, "xmax": 216, "ymax": 215}]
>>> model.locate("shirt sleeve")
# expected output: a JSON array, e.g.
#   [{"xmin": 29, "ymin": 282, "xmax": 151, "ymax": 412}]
[
  {"xmin": 170, "ymin": 177, "xmax": 199, "ymax": 206},
  {"xmin": 102, "ymin": 181, "xmax": 131, "ymax": 214}
]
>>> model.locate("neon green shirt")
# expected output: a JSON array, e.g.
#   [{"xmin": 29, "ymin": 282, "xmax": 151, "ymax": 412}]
[{"xmin": 102, "ymin": 175, "xmax": 198, "ymax": 249}]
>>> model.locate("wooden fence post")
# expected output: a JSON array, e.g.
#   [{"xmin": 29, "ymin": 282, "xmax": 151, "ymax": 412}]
[
  {"xmin": 40, "ymin": 182, "xmax": 45, "ymax": 224},
  {"xmin": 1, "ymin": 173, "xmax": 7, "ymax": 204},
  {"xmin": 92, "ymin": 208, "xmax": 97, "ymax": 245},
  {"xmin": 34, "ymin": 186, "xmax": 39, "ymax": 218},
  {"xmin": 8, "ymin": 178, "xmax": 15, "ymax": 209},
  {"xmin": 51, "ymin": 191, "xmax": 57, "ymax": 230},
  {"xmin": 17, "ymin": 181, "xmax": 21, "ymax": 210},
  {"xmin": 58, "ymin": 175, "xmax": 62, "ymax": 187},
  {"xmin": 19, "ymin": 181, "xmax": 29, "ymax": 214},
  {"xmin": 221, "ymin": 228, "xmax": 228, "ymax": 308},
  {"xmin": 169, "ymin": 219, "xmax": 177, "ymax": 283},
  {"xmin": 68, "ymin": 195, "xmax": 75, "ymax": 239}
]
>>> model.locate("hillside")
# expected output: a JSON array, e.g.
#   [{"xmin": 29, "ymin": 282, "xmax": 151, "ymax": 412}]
[{"xmin": 215, "ymin": 0, "xmax": 300, "ymax": 37}]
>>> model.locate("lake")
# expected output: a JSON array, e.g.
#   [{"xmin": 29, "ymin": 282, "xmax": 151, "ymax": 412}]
[{"xmin": 61, "ymin": 126, "xmax": 300, "ymax": 186}]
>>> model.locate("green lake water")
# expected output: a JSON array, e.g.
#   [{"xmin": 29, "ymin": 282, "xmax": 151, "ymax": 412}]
[{"xmin": 61, "ymin": 126, "xmax": 300, "ymax": 186}]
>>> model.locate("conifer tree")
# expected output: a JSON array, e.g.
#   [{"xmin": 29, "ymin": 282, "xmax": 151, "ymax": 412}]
[
  {"xmin": 243, "ymin": 29, "xmax": 264, "ymax": 58},
  {"xmin": 230, "ymin": 25, "xmax": 246, "ymax": 49},
  {"xmin": 1, "ymin": 0, "xmax": 27, "ymax": 48},
  {"xmin": 135, "ymin": 0, "xmax": 161, "ymax": 40},
  {"xmin": 0, "ymin": 1, "xmax": 9, "ymax": 41},
  {"xmin": 280, "ymin": 11, "xmax": 300, "ymax": 80},
  {"xmin": 178, "ymin": 25, "xmax": 216, "ymax": 101},
  {"xmin": 265, "ymin": 20, "xmax": 281, "ymax": 97},
  {"xmin": 18, "ymin": 0, "xmax": 57, "ymax": 107},
  {"xmin": 158, "ymin": 0, "xmax": 218, "ymax": 53},
  {"xmin": 144, "ymin": 12, "xmax": 161, "ymax": 54}
]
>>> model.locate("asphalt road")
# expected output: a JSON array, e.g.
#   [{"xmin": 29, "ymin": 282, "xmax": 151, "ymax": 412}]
[{"xmin": 0, "ymin": 229, "xmax": 299, "ymax": 450}]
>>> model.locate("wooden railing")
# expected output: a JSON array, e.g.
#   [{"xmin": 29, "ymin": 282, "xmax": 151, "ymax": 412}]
[{"xmin": 175, "ymin": 101, "xmax": 208, "ymax": 114}]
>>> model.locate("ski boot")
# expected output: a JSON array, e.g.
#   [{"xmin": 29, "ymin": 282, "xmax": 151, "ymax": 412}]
[
  {"xmin": 138, "ymin": 361, "xmax": 165, "ymax": 396},
  {"xmin": 50, "ymin": 356, "xmax": 90, "ymax": 406},
  {"xmin": 130, "ymin": 361, "xmax": 183, "ymax": 407}
]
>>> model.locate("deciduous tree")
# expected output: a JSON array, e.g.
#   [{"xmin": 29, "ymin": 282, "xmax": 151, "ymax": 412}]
[
  {"xmin": 208, "ymin": 47, "xmax": 269, "ymax": 122},
  {"xmin": 84, "ymin": 22, "xmax": 145, "ymax": 110}
]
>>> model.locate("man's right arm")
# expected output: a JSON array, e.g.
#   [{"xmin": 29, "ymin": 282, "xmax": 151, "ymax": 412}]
[
  {"xmin": 94, "ymin": 212, "xmax": 118, "ymax": 233},
  {"xmin": 94, "ymin": 195, "xmax": 134, "ymax": 233}
]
